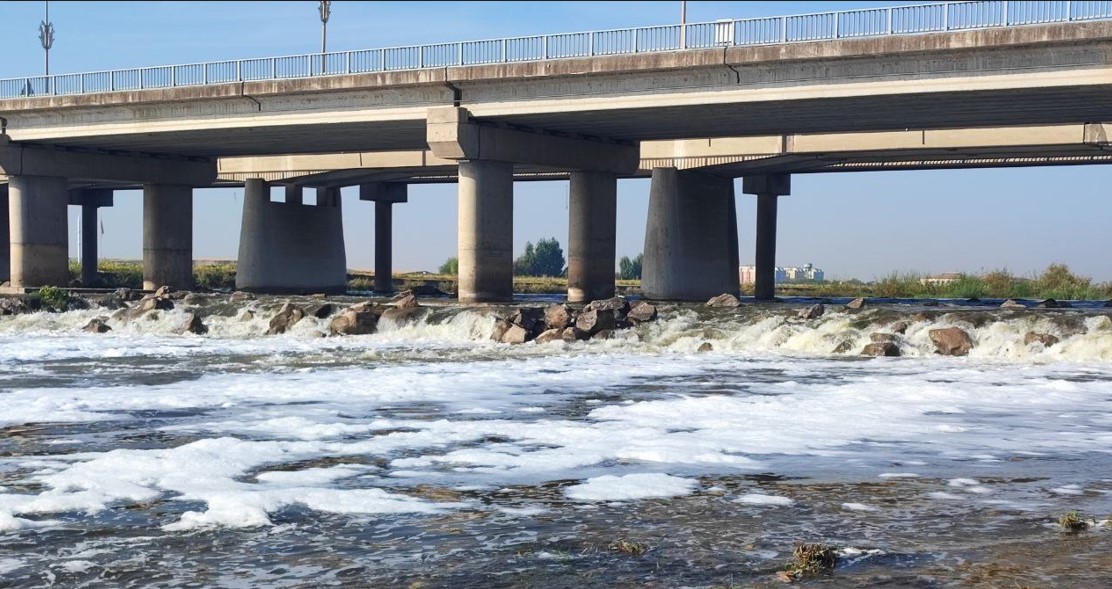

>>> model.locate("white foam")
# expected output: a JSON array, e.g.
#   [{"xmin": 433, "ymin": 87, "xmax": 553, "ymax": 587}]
[
  {"xmin": 564, "ymin": 474, "xmax": 697, "ymax": 501},
  {"xmin": 735, "ymin": 493, "xmax": 795, "ymax": 506},
  {"xmin": 878, "ymin": 472, "xmax": 920, "ymax": 479},
  {"xmin": 841, "ymin": 502, "xmax": 879, "ymax": 512}
]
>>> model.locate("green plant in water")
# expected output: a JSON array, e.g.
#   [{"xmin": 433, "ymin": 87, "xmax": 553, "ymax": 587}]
[
  {"xmin": 36, "ymin": 286, "xmax": 74, "ymax": 312},
  {"xmin": 781, "ymin": 542, "xmax": 837, "ymax": 578},
  {"xmin": 1058, "ymin": 511, "xmax": 1089, "ymax": 532},
  {"xmin": 608, "ymin": 538, "xmax": 649, "ymax": 556}
]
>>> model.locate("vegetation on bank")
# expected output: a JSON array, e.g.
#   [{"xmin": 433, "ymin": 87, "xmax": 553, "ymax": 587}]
[{"xmin": 59, "ymin": 260, "xmax": 1111, "ymax": 301}]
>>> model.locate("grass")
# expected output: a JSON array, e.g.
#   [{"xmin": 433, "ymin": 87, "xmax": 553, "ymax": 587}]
[
  {"xmin": 780, "ymin": 542, "xmax": 837, "ymax": 579},
  {"xmin": 607, "ymin": 538, "xmax": 649, "ymax": 556},
  {"xmin": 1058, "ymin": 511, "xmax": 1089, "ymax": 533},
  {"xmin": 35, "ymin": 286, "xmax": 75, "ymax": 312}
]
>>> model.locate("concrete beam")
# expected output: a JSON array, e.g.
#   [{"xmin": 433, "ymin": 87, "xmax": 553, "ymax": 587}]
[
  {"xmin": 68, "ymin": 188, "xmax": 114, "ymax": 207},
  {"xmin": 427, "ymin": 106, "xmax": 638, "ymax": 174},
  {"xmin": 0, "ymin": 136, "xmax": 214, "ymax": 186},
  {"xmin": 359, "ymin": 182, "xmax": 408, "ymax": 203}
]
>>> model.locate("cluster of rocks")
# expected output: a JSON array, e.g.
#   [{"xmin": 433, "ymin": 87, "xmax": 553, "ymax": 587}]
[
  {"xmin": 81, "ymin": 286, "xmax": 209, "ymax": 335},
  {"xmin": 490, "ymin": 296, "xmax": 658, "ymax": 344},
  {"xmin": 267, "ymin": 291, "xmax": 421, "ymax": 336}
]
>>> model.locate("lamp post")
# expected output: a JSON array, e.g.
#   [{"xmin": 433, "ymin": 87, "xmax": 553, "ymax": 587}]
[
  {"xmin": 319, "ymin": 0, "xmax": 331, "ymax": 73},
  {"xmin": 39, "ymin": 0, "xmax": 55, "ymax": 78},
  {"xmin": 680, "ymin": 1, "xmax": 687, "ymax": 49}
]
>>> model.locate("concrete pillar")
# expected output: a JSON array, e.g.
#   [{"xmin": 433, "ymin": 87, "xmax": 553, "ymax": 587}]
[
  {"xmin": 285, "ymin": 185, "xmax": 303, "ymax": 206},
  {"xmin": 0, "ymin": 184, "xmax": 8, "ymax": 283},
  {"xmin": 375, "ymin": 201, "xmax": 394, "ymax": 293},
  {"xmin": 743, "ymin": 175, "xmax": 791, "ymax": 301},
  {"xmin": 642, "ymin": 168, "xmax": 738, "ymax": 301},
  {"xmin": 8, "ymin": 175, "xmax": 69, "ymax": 288},
  {"xmin": 458, "ymin": 160, "xmax": 513, "ymax": 303},
  {"xmin": 568, "ymin": 171, "xmax": 617, "ymax": 303},
  {"xmin": 81, "ymin": 202, "xmax": 98, "ymax": 286},
  {"xmin": 236, "ymin": 179, "xmax": 347, "ymax": 294},
  {"xmin": 143, "ymin": 184, "xmax": 193, "ymax": 291}
]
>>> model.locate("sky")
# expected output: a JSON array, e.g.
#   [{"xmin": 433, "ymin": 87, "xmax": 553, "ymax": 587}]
[{"xmin": 1, "ymin": 0, "xmax": 1110, "ymax": 282}]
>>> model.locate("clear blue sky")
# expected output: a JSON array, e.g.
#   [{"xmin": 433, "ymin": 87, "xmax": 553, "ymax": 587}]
[{"xmin": 2, "ymin": 1, "xmax": 1110, "ymax": 281}]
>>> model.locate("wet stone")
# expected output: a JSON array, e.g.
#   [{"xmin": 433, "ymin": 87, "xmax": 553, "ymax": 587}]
[{"xmin": 706, "ymin": 293, "xmax": 741, "ymax": 308}]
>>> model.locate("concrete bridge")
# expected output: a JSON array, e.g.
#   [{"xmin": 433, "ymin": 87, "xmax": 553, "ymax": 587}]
[{"xmin": 2, "ymin": 0, "xmax": 1111, "ymax": 301}]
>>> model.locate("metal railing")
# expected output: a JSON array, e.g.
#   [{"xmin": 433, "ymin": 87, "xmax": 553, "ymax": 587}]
[{"xmin": 2, "ymin": 0, "xmax": 1110, "ymax": 99}]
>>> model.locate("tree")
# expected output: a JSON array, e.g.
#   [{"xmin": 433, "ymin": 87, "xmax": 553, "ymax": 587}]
[
  {"xmin": 438, "ymin": 256, "xmax": 458, "ymax": 275},
  {"xmin": 618, "ymin": 253, "xmax": 643, "ymax": 280},
  {"xmin": 514, "ymin": 238, "xmax": 566, "ymax": 277}
]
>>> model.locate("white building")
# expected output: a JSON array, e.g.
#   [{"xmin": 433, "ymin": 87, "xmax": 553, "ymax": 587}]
[{"xmin": 740, "ymin": 263, "xmax": 823, "ymax": 284}]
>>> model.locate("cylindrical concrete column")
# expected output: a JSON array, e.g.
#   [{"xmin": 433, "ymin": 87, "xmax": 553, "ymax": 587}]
[
  {"xmin": 0, "ymin": 184, "xmax": 9, "ymax": 284},
  {"xmin": 458, "ymin": 160, "xmax": 513, "ymax": 303},
  {"xmin": 374, "ymin": 200, "xmax": 393, "ymax": 293},
  {"xmin": 9, "ymin": 175, "xmax": 69, "ymax": 288},
  {"xmin": 642, "ymin": 168, "xmax": 739, "ymax": 301},
  {"xmin": 754, "ymin": 193, "xmax": 779, "ymax": 301},
  {"xmin": 143, "ymin": 184, "xmax": 193, "ymax": 291},
  {"xmin": 81, "ymin": 202, "xmax": 98, "ymax": 286},
  {"xmin": 568, "ymin": 171, "xmax": 617, "ymax": 303}
]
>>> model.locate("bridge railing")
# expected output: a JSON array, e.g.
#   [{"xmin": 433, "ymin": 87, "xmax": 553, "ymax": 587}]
[{"xmin": 3, "ymin": 0, "xmax": 1111, "ymax": 99}]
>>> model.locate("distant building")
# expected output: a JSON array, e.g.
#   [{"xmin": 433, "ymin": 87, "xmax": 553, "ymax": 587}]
[
  {"xmin": 920, "ymin": 273, "xmax": 963, "ymax": 286},
  {"xmin": 740, "ymin": 263, "xmax": 823, "ymax": 284}
]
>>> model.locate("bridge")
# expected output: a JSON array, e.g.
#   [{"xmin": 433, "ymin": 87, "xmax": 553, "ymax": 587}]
[{"xmin": 1, "ymin": 0, "xmax": 1111, "ymax": 301}]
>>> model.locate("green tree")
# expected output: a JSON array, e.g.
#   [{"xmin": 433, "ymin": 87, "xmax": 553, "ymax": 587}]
[
  {"xmin": 438, "ymin": 256, "xmax": 459, "ymax": 275},
  {"xmin": 513, "ymin": 242, "xmax": 536, "ymax": 275},
  {"xmin": 618, "ymin": 253, "xmax": 643, "ymax": 280},
  {"xmin": 514, "ymin": 238, "xmax": 566, "ymax": 277}
]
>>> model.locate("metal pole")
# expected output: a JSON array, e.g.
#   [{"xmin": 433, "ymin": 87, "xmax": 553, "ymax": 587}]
[
  {"xmin": 319, "ymin": 1, "xmax": 331, "ymax": 74},
  {"xmin": 680, "ymin": 1, "xmax": 687, "ymax": 49},
  {"xmin": 39, "ymin": 0, "xmax": 55, "ymax": 91}
]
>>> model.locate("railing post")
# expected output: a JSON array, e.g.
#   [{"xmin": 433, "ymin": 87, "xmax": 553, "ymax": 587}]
[
  {"xmin": 419, "ymin": 46, "xmax": 425, "ymax": 68},
  {"xmin": 1002, "ymin": 0, "xmax": 1009, "ymax": 26},
  {"xmin": 139, "ymin": 69, "xmax": 144, "ymax": 90},
  {"xmin": 170, "ymin": 67, "xmax": 175, "ymax": 87},
  {"xmin": 781, "ymin": 16, "xmax": 788, "ymax": 42},
  {"xmin": 110, "ymin": 71, "xmax": 115, "ymax": 92},
  {"xmin": 543, "ymin": 35, "xmax": 549, "ymax": 59},
  {"xmin": 887, "ymin": 7, "xmax": 893, "ymax": 33},
  {"xmin": 346, "ymin": 51, "xmax": 352, "ymax": 74},
  {"xmin": 203, "ymin": 63, "xmax": 208, "ymax": 84},
  {"xmin": 590, "ymin": 31, "xmax": 595, "ymax": 55},
  {"xmin": 633, "ymin": 28, "xmax": 639, "ymax": 53},
  {"xmin": 501, "ymin": 38, "xmax": 507, "ymax": 62},
  {"xmin": 1067, "ymin": 0, "xmax": 1073, "ymax": 21},
  {"xmin": 834, "ymin": 12, "xmax": 840, "ymax": 38},
  {"xmin": 458, "ymin": 42, "xmax": 464, "ymax": 66},
  {"xmin": 80, "ymin": 74, "xmax": 85, "ymax": 93},
  {"xmin": 943, "ymin": 2, "xmax": 950, "ymax": 30},
  {"xmin": 382, "ymin": 49, "xmax": 388, "ymax": 70},
  {"xmin": 236, "ymin": 61, "xmax": 241, "ymax": 82}
]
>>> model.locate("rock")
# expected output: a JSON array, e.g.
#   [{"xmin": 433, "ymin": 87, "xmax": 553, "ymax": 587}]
[
  {"xmin": 305, "ymin": 302, "xmax": 334, "ymax": 319},
  {"xmin": 798, "ymin": 304, "xmax": 825, "ymax": 320},
  {"xmin": 575, "ymin": 307, "xmax": 616, "ymax": 335},
  {"xmin": 267, "ymin": 303, "xmax": 306, "ymax": 335},
  {"xmin": 93, "ymin": 294, "xmax": 128, "ymax": 311},
  {"xmin": 130, "ymin": 295, "xmax": 174, "ymax": 318},
  {"xmin": 229, "ymin": 291, "xmax": 256, "ymax": 302},
  {"xmin": 929, "ymin": 327, "xmax": 973, "ymax": 356},
  {"xmin": 510, "ymin": 307, "xmax": 547, "ymax": 338},
  {"xmin": 1105, "ymin": 300, "xmax": 1112, "ymax": 308},
  {"xmin": 499, "ymin": 324, "xmax": 529, "ymax": 344},
  {"xmin": 585, "ymin": 297, "xmax": 631, "ymax": 322},
  {"xmin": 308, "ymin": 293, "xmax": 328, "ymax": 300},
  {"xmin": 394, "ymin": 293, "xmax": 419, "ymax": 309},
  {"xmin": 534, "ymin": 328, "xmax": 564, "ymax": 344},
  {"xmin": 1024, "ymin": 332, "xmax": 1059, "ymax": 347},
  {"xmin": 82, "ymin": 318, "xmax": 112, "ymax": 333},
  {"xmin": 706, "ymin": 293, "xmax": 741, "ymax": 308},
  {"xmin": 845, "ymin": 297, "xmax": 865, "ymax": 310},
  {"xmin": 114, "ymin": 287, "xmax": 139, "ymax": 302},
  {"xmin": 544, "ymin": 304, "xmax": 573, "ymax": 331},
  {"xmin": 0, "ymin": 297, "xmax": 29, "ymax": 316},
  {"xmin": 176, "ymin": 313, "xmax": 208, "ymax": 335},
  {"xmin": 182, "ymin": 293, "xmax": 208, "ymax": 306},
  {"xmin": 329, "ymin": 304, "xmax": 379, "ymax": 336},
  {"xmin": 697, "ymin": 342, "xmax": 714, "ymax": 352},
  {"xmin": 869, "ymin": 332, "xmax": 898, "ymax": 344},
  {"xmin": 832, "ymin": 340, "xmax": 854, "ymax": 354},
  {"xmin": 380, "ymin": 306, "xmax": 420, "ymax": 323},
  {"xmin": 1038, "ymin": 298, "xmax": 1071, "ymax": 308},
  {"xmin": 239, "ymin": 310, "xmax": 255, "ymax": 322},
  {"xmin": 1000, "ymin": 299, "xmax": 1026, "ymax": 309},
  {"xmin": 861, "ymin": 342, "xmax": 900, "ymax": 357},
  {"xmin": 153, "ymin": 285, "xmax": 175, "ymax": 298},
  {"xmin": 592, "ymin": 329, "xmax": 614, "ymax": 340},
  {"xmin": 889, "ymin": 321, "xmax": 910, "ymax": 335},
  {"xmin": 561, "ymin": 327, "xmax": 588, "ymax": 342},
  {"xmin": 410, "ymin": 283, "xmax": 448, "ymax": 297},
  {"xmin": 626, "ymin": 301, "xmax": 658, "ymax": 324},
  {"xmin": 490, "ymin": 319, "xmax": 512, "ymax": 342}
]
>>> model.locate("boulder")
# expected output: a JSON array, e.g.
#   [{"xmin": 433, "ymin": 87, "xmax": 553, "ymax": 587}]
[
  {"xmin": 239, "ymin": 310, "xmax": 255, "ymax": 322},
  {"xmin": 490, "ymin": 319, "xmax": 512, "ymax": 342},
  {"xmin": 93, "ymin": 294, "xmax": 128, "ymax": 311},
  {"xmin": 575, "ymin": 307, "xmax": 616, "ymax": 335},
  {"xmin": 510, "ymin": 307, "xmax": 547, "ymax": 339},
  {"xmin": 229, "ymin": 291, "xmax": 256, "ymax": 302},
  {"xmin": 305, "ymin": 302, "xmax": 334, "ymax": 319},
  {"xmin": 500, "ymin": 324, "xmax": 529, "ymax": 344},
  {"xmin": 869, "ymin": 332, "xmax": 898, "ymax": 344},
  {"xmin": 798, "ymin": 304, "xmax": 825, "ymax": 320},
  {"xmin": 1000, "ymin": 299, "xmax": 1026, "ymax": 309},
  {"xmin": 380, "ymin": 306, "xmax": 420, "ymax": 323},
  {"xmin": 592, "ymin": 329, "xmax": 614, "ymax": 341},
  {"xmin": 153, "ymin": 285, "xmax": 175, "ymax": 298},
  {"xmin": 626, "ymin": 301, "xmax": 658, "ymax": 324},
  {"xmin": 130, "ymin": 295, "xmax": 174, "ymax": 318},
  {"xmin": 114, "ymin": 287, "xmax": 139, "ymax": 301},
  {"xmin": 706, "ymin": 293, "xmax": 741, "ymax": 308},
  {"xmin": 929, "ymin": 327, "xmax": 973, "ymax": 356},
  {"xmin": 394, "ymin": 293, "xmax": 419, "ymax": 309},
  {"xmin": 176, "ymin": 313, "xmax": 208, "ymax": 335},
  {"xmin": 1038, "ymin": 299, "xmax": 1071, "ymax": 308},
  {"xmin": 845, "ymin": 297, "xmax": 866, "ymax": 310},
  {"xmin": 0, "ymin": 298, "xmax": 29, "ymax": 316},
  {"xmin": 83, "ymin": 318, "xmax": 112, "ymax": 334},
  {"xmin": 267, "ymin": 303, "xmax": 306, "ymax": 335},
  {"xmin": 697, "ymin": 342, "xmax": 714, "ymax": 352},
  {"xmin": 831, "ymin": 340, "xmax": 854, "ymax": 354},
  {"xmin": 889, "ymin": 321, "xmax": 910, "ymax": 335},
  {"xmin": 561, "ymin": 327, "xmax": 588, "ymax": 342},
  {"xmin": 544, "ymin": 304, "xmax": 573, "ymax": 331},
  {"xmin": 534, "ymin": 328, "xmax": 564, "ymax": 344},
  {"xmin": 329, "ymin": 304, "xmax": 379, "ymax": 336},
  {"xmin": 1024, "ymin": 332, "xmax": 1059, "ymax": 347},
  {"xmin": 585, "ymin": 297, "xmax": 631, "ymax": 322},
  {"xmin": 861, "ymin": 342, "xmax": 900, "ymax": 357}
]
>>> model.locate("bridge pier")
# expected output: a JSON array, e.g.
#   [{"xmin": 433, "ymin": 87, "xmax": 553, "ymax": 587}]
[
  {"xmin": 8, "ymin": 175, "xmax": 69, "ymax": 289},
  {"xmin": 359, "ymin": 183, "xmax": 408, "ymax": 294},
  {"xmin": 143, "ymin": 184, "xmax": 193, "ymax": 291},
  {"xmin": 458, "ymin": 160, "xmax": 514, "ymax": 303},
  {"xmin": 642, "ymin": 168, "xmax": 739, "ymax": 301},
  {"xmin": 0, "ymin": 184, "xmax": 8, "ymax": 283},
  {"xmin": 73, "ymin": 189, "xmax": 113, "ymax": 287},
  {"xmin": 236, "ymin": 180, "xmax": 347, "ymax": 294},
  {"xmin": 742, "ymin": 175, "xmax": 791, "ymax": 301},
  {"xmin": 568, "ymin": 171, "xmax": 617, "ymax": 303}
]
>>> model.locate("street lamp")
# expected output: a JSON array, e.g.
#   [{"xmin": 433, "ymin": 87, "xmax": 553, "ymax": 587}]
[
  {"xmin": 680, "ymin": 1, "xmax": 687, "ymax": 49},
  {"xmin": 39, "ymin": 0, "xmax": 55, "ymax": 76},
  {"xmin": 318, "ymin": 1, "xmax": 331, "ymax": 73}
]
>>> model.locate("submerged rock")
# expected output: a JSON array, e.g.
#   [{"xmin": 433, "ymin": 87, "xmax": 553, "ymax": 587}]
[
  {"xmin": 229, "ymin": 291, "xmax": 256, "ymax": 303},
  {"xmin": 534, "ymin": 328, "xmax": 564, "ymax": 345},
  {"xmin": 861, "ymin": 342, "xmax": 900, "ymax": 357},
  {"xmin": 267, "ymin": 303, "xmax": 306, "ymax": 335},
  {"xmin": 561, "ymin": 327, "xmax": 588, "ymax": 342},
  {"xmin": 305, "ymin": 302, "xmax": 334, "ymax": 319},
  {"xmin": 393, "ymin": 292, "xmax": 419, "ymax": 309},
  {"xmin": 1000, "ymin": 299, "xmax": 1026, "ymax": 309},
  {"xmin": 176, "ymin": 313, "xmax": 208, "ymax": 335},
  {"xmin": 706, "ymin": 293, "xmax": 741, "ymax": 308},
  {"xmin": 330, "ymin": 303, "xmax": 379, "ymax": 336},
  {"xmin": 697, "ymin": 342, "xmax": 714, "ymax": 352},
  {"xmin": 1038, "ymin": 299, "xmax": 1070, "ymax": 308},
  {"xmin": 845, "ymin": 298, "xmax": 865, "ymax": 310},
  {"xmin": 1024, "ymin": 332, "xmax": 1059, "ymax": 348},
  {"xmin": 929, "ymin": 327, "xmax": 973, "ymax": 356},
  {"xmin": 831, "ymin": 340, "xmax": 854, "ymax": 354},
  {"xmin": 83, "ymin": 318, "xmax": 112, "ymax": 334},
  {"xmin": 889, "ymin": 321, "xmax": 910, "ymax": 335},
  {"xmin": 380, "ymin": 306, "xmax": 420, "ymax": 324},
  {"xmin": 626, "ymin": 301, "xmax": 658, "ymax": 324},
  {"xmin": 869, "ymin": 332, "xmax": 898, "ymax": 344},
  {"xmin": 798, "ymin": 304, "xmax": 825, "ymax": 320}
]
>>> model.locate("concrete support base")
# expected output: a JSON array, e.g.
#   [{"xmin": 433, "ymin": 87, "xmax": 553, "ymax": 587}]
[
  {"xmin": 143, "ymin": 184, "xmax": 194, "ymax": 291},
  {"xmin": 642, "ymin": 168, "xmax": 739, "ymax": 301},
  {"xmin": 567, "ymin": 171, "xmax": 617, "ymax": 303},
  {"xmin": 236, "ymin": 180, "xmax": 347, "ymax": 294},
  {"xmin": 458, "ymin": 160, "xmax": 513, "ymax": 303},
  {"xmin": 743, "ymin": 175, "xmax": 791, "ymax": 301},
  {"xmin": 9, "ymin": 175, "xmax": 69, "ymax": 288}
]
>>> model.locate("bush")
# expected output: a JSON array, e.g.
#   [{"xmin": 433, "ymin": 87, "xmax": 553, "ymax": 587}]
[
  {"xmin": 439, "ymin": 257, "xmax": 459, "ymax": 276},
  {"xmin": 36, "ymin": 285, "xmax": 74, "ymax": 312},
  {"xmin": 618, "ymin": 253, "xmax": 643, "ymax": 280}
]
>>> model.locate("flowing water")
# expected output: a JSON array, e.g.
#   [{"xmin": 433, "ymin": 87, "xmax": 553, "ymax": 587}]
[{"xmin": 1, "ymin": 294, "xmax": 1112, "ymax": 588}]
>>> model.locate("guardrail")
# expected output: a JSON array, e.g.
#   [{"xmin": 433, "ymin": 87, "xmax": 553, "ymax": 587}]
[{"xmin": 2, "ymin": 0, "xmax": 1110, "ymax": 99}]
